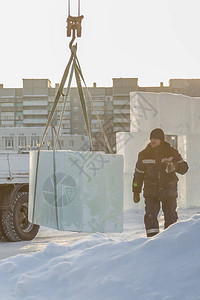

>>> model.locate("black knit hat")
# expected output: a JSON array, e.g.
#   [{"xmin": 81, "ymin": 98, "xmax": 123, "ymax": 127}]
[{"xmin": 150, "ymin": 128, "xmax": 165, "ymax": 141}]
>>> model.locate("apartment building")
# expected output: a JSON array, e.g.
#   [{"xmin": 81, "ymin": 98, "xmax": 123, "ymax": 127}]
[
  {"xmin": 0, "ymin": 77, "xmax": 199, "ymax": 152},
  {"xmin": 0, "ymin": 127, "xmax": 89, "ymax": 152}
]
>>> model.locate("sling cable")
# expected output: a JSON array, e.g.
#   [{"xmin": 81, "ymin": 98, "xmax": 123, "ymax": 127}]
[{"xmin": 32, "ymin": 0, "xmax": 112, "ymax": 229}]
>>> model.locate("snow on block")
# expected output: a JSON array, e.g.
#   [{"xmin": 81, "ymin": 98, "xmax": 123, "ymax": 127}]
[{"xmin": 28, "ymin": 151, "xmax": 124, "ymax": 233}]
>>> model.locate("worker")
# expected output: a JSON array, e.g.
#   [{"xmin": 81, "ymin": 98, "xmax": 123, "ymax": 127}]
[{"xmin": 132, "ymin": 128, "xmax": 188, "ymax": 237}]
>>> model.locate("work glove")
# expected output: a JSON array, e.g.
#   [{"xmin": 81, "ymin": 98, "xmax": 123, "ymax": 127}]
[
  {"xmin": 165, "ymin": 162, "xmax": 177, "ymax": 173},
  {"xmin": 133, "ymin": 193, "xmax": 140, "ymax": 203}
]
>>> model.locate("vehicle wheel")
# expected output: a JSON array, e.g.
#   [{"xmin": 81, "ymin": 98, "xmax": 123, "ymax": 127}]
[
  {"xmin": 0, "ymin": 211, "xmax": 9, "ymax": 242},
  {"xmin": 2, "ymin": 192, "xmax": 40, "ymax": 242}
]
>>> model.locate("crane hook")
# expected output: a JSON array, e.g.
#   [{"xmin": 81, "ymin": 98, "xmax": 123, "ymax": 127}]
[{"xmin": 67, "ymin": 0, "xmax": 84, "ymax": 48}]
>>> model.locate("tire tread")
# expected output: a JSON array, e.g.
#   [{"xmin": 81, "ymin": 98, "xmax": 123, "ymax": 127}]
[{"xmin": 2, "ymin": 192, "xmax": 39, "ymax": 242}]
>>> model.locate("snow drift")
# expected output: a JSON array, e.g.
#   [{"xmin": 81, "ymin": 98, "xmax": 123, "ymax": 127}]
[{"xmin": 0, "ymin": 214, "xmax": 200, "ymax": 300}]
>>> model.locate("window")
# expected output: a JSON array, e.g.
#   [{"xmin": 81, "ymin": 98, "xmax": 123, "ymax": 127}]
[
  {"xmin": 16, "ymin": 121, "xmax": 23, "ymax": 126},
  {"xmin": 92, "ymin": 97, "xmax": 104, "ymax": 101},
  {"xmin": 165, "ymin": 135, "xmax": 178, "ymax": 149},
  {"xmin": 57, "ymin": 140, "xmax": 64, "ymax": 148},
  {"xmin": 62, "ymin": 124, "xmax": 70, "ymax": 129},
  {"xmin": 16, "ymin": 102, "xmax": 23, "ymax": 107},
  {"xmin": 91, "ymin": 123, "xmax": 99, "ymax": 129},
  {"xmin": 16, "ymin": 114, "xmax": 23, "ymax": 120},
  {"xmin": 5, "ymin": 137, "xmax": 14, "ymax": 149},
  {"xmin": 31, "ymin": 136, "xmax": 40, "ymax": 147},
  {"xmin": 18, "ymin": 137, "xmax": 26, "ymax": 147},
  {"xmin": 1, "ymin": 103, "xmax": 14, "ymax": 107},
  {"xmin": 69, "ymin": 140, "xmax": 74, "ymax": 147},
  {"xmin": 1, "ymin": 112, "xmax": 14, "ymax": 120},
  {"xmin": 93, "ymin": 106, "xmax": 104, "ymax": 111}
]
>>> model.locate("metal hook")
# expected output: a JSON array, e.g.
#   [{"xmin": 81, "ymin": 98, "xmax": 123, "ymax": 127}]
[
  {"xmin": 69, "ymin": 29, "xmax": 76, "ymax": 49},
  {"xmin": 66, "ymin": 0, "xmax": 83, "ymax": 48}
]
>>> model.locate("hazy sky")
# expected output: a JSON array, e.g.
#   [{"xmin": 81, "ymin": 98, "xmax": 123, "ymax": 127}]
[{"xmin": 1, "ymin": 0, "xmax": 200, "ymax": 88}]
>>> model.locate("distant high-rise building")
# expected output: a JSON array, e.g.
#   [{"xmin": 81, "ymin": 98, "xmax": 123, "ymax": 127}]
[{"xmin": 0, "ymin": 77, "xmax": 199, "ymax": 152}]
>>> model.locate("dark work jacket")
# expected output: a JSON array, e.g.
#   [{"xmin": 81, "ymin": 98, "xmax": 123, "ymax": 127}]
[{"xmin": 132, "ymin": 141, "xmax": 188, "ymax": 200}]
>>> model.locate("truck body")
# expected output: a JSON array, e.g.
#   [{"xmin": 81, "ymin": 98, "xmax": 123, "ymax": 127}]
[
  {"xmin": 0, "ymin": 151, "xmax": 29, "ymax": 184},
  {"xmin": 0, "ymin": 151, "xmax": 39, "ymax": 242}
]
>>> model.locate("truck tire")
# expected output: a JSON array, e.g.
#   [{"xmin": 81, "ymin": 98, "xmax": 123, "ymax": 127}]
[
  {"xmin": 0, "ymin": 211, "xmax": 9, "ymax": 242},
  {"xmin": 2, "ymin": 192, "xmax": 39, "ymax": 242}
]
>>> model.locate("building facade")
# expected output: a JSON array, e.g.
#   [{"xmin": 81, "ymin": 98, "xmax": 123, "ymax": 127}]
[
  {"xmin": 0, "ymin": 77, "xmax": 199, "ymax": 152},
  {"xmin": 0, "ymin": 127, "xmax": 89, "ymax": 152}
]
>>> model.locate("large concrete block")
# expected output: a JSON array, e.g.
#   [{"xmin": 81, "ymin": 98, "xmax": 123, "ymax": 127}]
[
  {"xmin": 118, "ymin": 91, "xmax": 200, "ymax": 209},
  {"xmin": 130, "ymin": 92, "xmax": 193, "ymax": 135},
  {"xmin": 116, "ymin": 132, "xmax": 149, "ymax": 173},
  {"xmin": 29, "ymin": 151, "xmax": 124, "ymax": 232}
]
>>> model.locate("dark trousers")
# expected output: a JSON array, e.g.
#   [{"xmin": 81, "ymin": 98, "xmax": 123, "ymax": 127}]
[{"xmin": 144, "ymin": 197, "xmax": 178, "ymax": 237}]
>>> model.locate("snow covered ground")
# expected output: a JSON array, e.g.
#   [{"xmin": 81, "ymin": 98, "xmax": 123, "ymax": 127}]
[{"xmin": 0, "ymin": 206, "xmax": 200, "ymax": 299}]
